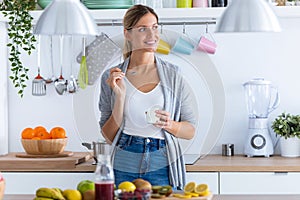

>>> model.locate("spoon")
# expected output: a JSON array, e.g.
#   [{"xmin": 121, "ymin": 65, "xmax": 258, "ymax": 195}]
[{"xmin": 54, "ymin": 35, "xmax": 67, "ymax": 95}]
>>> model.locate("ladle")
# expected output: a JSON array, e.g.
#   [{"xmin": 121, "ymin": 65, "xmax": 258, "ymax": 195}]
[{"xmin": 54, "ymin": 35, "xmax": 67, "ymax": 95}]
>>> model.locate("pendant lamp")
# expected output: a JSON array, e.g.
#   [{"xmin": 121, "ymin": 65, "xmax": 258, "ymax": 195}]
[
  {"xmin": 215, "ymin": 0, "xmax": 281, "ymax": 32},
  {"xmin": 34, "ymin": 0, "xmax": 98, "ymax": 35}
]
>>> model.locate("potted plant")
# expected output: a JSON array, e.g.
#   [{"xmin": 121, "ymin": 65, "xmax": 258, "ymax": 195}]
[
  {"xmin": 0, "ymin": 0, "xmax": 37, "ymax": 97},
  {"xmin": 271, "ymin": 112, "xmax": 300, "ymax": 157}
]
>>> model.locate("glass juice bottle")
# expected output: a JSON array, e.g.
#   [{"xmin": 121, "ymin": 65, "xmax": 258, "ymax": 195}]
[{"xmin": 95, "ymin": 143, "xmax": 114, "ymax": 200}]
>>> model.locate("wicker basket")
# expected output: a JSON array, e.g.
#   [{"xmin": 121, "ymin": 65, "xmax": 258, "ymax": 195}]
[{"xmin": 21, "ymin": 138, "xmax": 67, "ymax": 155}]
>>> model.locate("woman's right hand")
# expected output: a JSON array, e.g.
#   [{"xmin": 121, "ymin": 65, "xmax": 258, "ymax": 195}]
[{"xmin": 106, "ymin": 67, "xmax": 126, "ymax": 96}]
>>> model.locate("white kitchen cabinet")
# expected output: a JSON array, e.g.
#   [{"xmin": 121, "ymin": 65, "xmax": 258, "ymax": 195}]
[
  {"xmin": 186, "ymin": 172, "xmax": 219, "ymax": 194},
  {"xmin": 2, "ymin": 172, "xmax": 94, "ymax": 194},
  {"xmin": 220, "ymin": 172, "xmax": 300, "ymax": 194}
]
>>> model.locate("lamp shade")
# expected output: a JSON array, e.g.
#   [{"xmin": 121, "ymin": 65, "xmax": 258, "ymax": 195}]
[
  {"xmin": 34, "ymin": 0, "xmax": 98, "ymax": 35},
  {"xmin": 215, "ymin": 0, "xmax": 281, "ymax": 32}
]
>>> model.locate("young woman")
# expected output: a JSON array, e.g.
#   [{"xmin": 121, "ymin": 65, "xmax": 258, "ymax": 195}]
[{"xmin": 99, "ymin": 4, "xmax": 197, "ymax": 190}]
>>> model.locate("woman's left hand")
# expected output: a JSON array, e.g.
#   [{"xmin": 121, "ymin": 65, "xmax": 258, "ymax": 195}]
[{"xmin": 154, "ymin": 110, "xmax": 171, "ymax": 129}]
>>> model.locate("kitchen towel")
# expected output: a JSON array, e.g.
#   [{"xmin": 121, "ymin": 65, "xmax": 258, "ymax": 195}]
[{"xmin": 77, "ymin": 33, "xmax": 122, "ymax": 85}]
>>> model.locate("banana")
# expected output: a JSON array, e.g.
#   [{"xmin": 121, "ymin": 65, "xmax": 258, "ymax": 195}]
[
  {"xmin": 36, "ymin": 187, "xmax": 65, "ymax": 200},
  {"xmin": 33, "ymin": 197, "xmax": 55, "ymax": 200},
  {"xmin": 52, "ymin": 188, "xmax": 63, "ymax": 196}
]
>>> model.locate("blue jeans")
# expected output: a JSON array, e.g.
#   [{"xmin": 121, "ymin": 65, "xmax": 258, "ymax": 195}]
[{"xmin": 113, "ymin": 133, "xmax": 169, "ymax": 186}]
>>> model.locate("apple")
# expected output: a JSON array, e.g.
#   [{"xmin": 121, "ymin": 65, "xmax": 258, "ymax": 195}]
[{"xmin": 77, "ymin": 180, "xmax": 95, "ymax": 195}]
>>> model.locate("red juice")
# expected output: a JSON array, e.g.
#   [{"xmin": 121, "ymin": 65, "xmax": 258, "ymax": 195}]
[{"xmin": 95, "ymin": 181, "xmax": 114, "ymax": 200}]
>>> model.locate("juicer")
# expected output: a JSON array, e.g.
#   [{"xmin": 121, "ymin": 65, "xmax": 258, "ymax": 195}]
[{"xmin": 243, "ymin": 78, "xmax": 280, "ymax": 157}]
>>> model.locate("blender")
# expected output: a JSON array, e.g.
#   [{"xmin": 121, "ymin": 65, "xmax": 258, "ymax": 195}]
[{"xmin": 243, "ymin": 78, "xmax": 280, "ymax": 157}]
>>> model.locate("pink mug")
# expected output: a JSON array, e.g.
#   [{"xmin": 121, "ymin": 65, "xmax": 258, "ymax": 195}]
[
  {"xmin": 196, "ymin": 36, "xmax": 217, "ymax": 54},
  {"xmin": 193, "ymin": 0, "xmax": 208, "ymax": 7}
]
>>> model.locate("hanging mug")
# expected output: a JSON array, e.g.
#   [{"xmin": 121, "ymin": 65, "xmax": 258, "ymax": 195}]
[
  {"xmin": 196, "ymin": 36, "xmax": 217, "ymax": 54},
  {"xmin": 156, "ymin": 39, "xmax": 171, "ymax": 55},
  {"xmin": 172, "ymin": 36, "xmax": 195, "ymax": 55}
]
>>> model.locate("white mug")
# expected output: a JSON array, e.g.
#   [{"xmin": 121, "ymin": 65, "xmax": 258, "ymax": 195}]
[{"xmin": 145, "ymin": 105, "xmax": 162, "ymax": 124}]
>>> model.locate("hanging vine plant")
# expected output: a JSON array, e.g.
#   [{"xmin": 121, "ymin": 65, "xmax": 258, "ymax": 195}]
[{"xmin": 0, "ymin": 0, "xmax": 37, "ymax": 97}]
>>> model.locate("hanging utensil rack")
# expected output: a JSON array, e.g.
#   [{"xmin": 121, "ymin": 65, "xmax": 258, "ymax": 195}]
[{"xmin": 94, "ymin": 18, "xmax": 216, "ymax": 27}]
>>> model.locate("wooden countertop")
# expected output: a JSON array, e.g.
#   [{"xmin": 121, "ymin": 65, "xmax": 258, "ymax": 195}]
[
  {"xmin": 186, "ymin": 154, "xmax": 300, "ymax": 172},
  {"xmin": 4, "ymin": 194, "xmax": 300, "ymax": 200},
  {"xmin": 2, "ymin": 153, "xmax": 300, "ymax": 172}
]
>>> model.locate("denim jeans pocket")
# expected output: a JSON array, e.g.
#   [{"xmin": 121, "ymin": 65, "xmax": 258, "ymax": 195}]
[
  {"xmin": 116, "ymin": 134, "xmax": 130, "ymax": 151},
  {"xmin": 158, "ymin": 146, "xmax": 168, "ymax": 157}
]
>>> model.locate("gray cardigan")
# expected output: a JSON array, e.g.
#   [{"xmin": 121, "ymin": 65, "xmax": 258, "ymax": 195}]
[{"xmin": 99, "ymin": 56, "xmax": 197, "ymax": 190}]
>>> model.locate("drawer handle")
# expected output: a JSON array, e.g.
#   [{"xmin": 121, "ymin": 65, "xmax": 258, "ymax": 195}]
[{"xmin": 274, "ymin": 172, "xmax": 288, "ymax": 175}]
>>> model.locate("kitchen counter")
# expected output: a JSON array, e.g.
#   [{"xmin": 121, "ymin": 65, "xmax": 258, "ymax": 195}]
[
  {"xmin": 186, "ymin": 154, "xmax": 300, "ymax": 172},
  {"xmin": 77, "ymin": 154, "xmax": 300, "ymax": 172},
  {"xmin": 4, "ymin": 194, "xmax": 300, "ymax": 200},
  {"xmin": 2, "ymin": 153, "xmax": 300, "ymax": 172}
]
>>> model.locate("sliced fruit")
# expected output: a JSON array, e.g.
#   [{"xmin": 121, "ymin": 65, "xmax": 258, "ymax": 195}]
[
  {"xmin": 173, "ymin": 193, "xmax": 192, "ymax": 199},
  {"xmin": 151, "ymin": 193, "xmax": 166, "ymax": 199},
  {"xmin": 195, "ymin": 183, "xmax": 209, "ymax": 196},
  {"xmin": 152, "ymin": 185, "xmax": 162, "ymax": 194},
  {"xmin": 118, "ymin": 181, "xmax": 136, "ymax": 192},
  {"xmin": 183, "ymin": 181, "xmax": 196, "ymax": 193},
  {"xmin": 184, "ymin": 192, "xmax": 199, "ymax": 197},
  {"xmin": 158, "ymin": 185, "xmax": 173, "ymax": 197}
]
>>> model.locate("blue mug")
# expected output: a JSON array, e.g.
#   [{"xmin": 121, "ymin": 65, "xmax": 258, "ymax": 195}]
[{"xmin": 172, "ymin": 36, "xmax": 195, "ymax": 55}]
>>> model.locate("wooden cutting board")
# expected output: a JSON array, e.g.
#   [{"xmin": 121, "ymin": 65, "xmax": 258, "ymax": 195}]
[
  {"xmin": 162, "ymin": 193, "xmax": 213, "ymax": 200},
  {"xmin": 0, "ymin": 152, "xmax": 92, "ymax": 171},
  {"xmin": 15, "ymin": 151, "xmax": 74, "ymax": 158}
]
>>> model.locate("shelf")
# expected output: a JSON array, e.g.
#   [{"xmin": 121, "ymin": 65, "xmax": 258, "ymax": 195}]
[{"xmin": 1, "ymin": 6, "xmax": 300, "ymax": 23}]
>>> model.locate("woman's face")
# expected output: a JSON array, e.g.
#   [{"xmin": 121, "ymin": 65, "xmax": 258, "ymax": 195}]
[{"xmin": 125, "ymin": 13, "xmax": 159, "ymax": 53}]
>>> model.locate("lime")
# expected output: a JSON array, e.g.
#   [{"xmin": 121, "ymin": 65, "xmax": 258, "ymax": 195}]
[{"xmin": 118, "ymin": 181, "xmax": 136, "ymax": 192}]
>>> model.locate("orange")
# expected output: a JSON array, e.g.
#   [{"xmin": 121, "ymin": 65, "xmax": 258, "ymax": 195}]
[
  {"xmin": 31, "ymin": 137, "xmax": 41, "ymax": 140},
  {"xmin": 50, "ymin": 127, "xmax": 66, "ymax": 139},
  {"xmin": 36, "ymin": 131, "xmax": 51, "ymax": 139},
  {"xmin": 21, "ymin": 127, "xmax": 35, "ymax": 139},
  {"xmin": 34, "ymin": 126, "xmax": 47, "ymax": 136}
]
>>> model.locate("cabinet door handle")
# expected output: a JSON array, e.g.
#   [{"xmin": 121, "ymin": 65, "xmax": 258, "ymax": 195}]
[{"xmin": 274, "ymin": 172, "xmax": 288, "ymax": 175}]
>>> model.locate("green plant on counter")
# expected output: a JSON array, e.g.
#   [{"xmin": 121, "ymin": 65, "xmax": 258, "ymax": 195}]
[
  {"xmin": 0, "ymin": 0, "xmax": 37, "ymax": 97},
  {"xmin": 271, "ymin": 112, "xmax": 300, "ymax": 139}
]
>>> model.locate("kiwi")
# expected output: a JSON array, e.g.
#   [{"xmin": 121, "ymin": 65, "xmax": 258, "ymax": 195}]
[
  {"xmin": 158, "ymin": 185, "xmax": 173, "ymax": 197},
  {"xmin": 151, "ymin": 185, "xmax": 163, "ymax": 194},
  {"xmin": 151, "ymin": 193, "xmax": 166, "ymax": 199}
]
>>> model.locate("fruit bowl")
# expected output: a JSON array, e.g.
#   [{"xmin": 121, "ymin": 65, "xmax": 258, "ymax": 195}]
[{"xmin": 21, "ymin": 138, "xmax": 67, "ymax": 155}]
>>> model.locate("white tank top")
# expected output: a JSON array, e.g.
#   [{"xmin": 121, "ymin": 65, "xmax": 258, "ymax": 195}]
[{"xmin": 123, "ymin": 77, "xmax": 164, "ymax": 139}]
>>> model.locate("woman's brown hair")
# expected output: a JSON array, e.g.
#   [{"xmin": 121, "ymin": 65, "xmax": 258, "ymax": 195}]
[{"xmin": 122, "ymin": 4, "xmax": 158, "ymax": 59}]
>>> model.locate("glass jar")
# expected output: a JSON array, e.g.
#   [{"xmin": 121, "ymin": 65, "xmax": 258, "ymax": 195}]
[{"xmin": 94, "ymin": 143, "xmax": 114, "ymax": 200}]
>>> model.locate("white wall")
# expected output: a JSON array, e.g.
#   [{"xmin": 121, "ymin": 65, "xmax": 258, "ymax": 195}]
[{"xmin": 4, "ymin": 10, "xmax": 300, "ymax": 156}]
